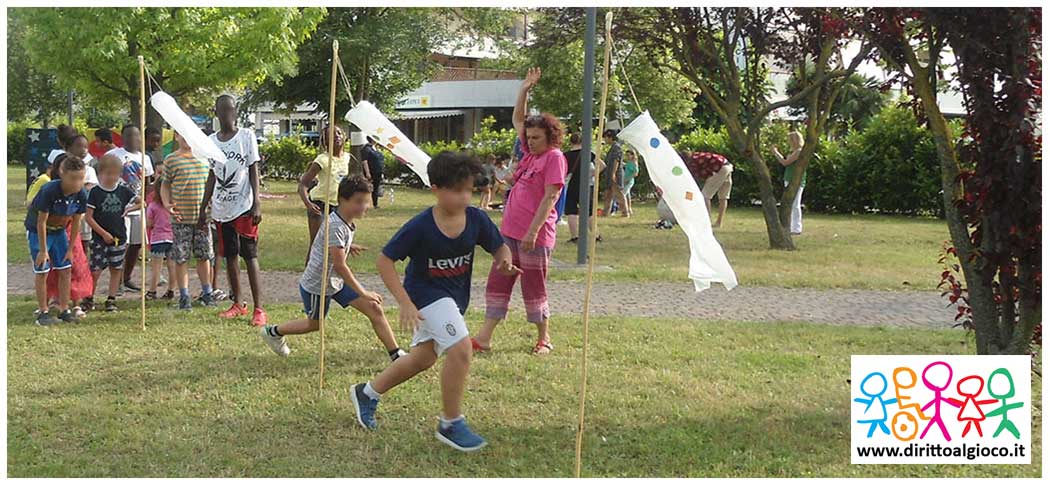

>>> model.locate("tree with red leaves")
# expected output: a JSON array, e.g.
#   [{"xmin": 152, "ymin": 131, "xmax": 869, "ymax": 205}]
[{"xmin": 862, "ymin": 8, "xmax": 1041, "ymax": 355}]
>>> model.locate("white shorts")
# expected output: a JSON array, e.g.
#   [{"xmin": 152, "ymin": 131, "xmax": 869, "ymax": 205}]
[
  {"xmin": 411, "ymin": 297, "xmax": 469, "ymax": 356},
  {"xmin": 702, "ymin": 163, "xmax": 733, "ymax": 200},
  {"xmin": 124, "ymin": 213, "xmax": 144, "ymax": 245}
]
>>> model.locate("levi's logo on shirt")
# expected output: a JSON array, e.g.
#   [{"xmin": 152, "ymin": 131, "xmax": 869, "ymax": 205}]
[{"xmin": 427, "ymin": 252, "xmax": 473, "ymax": 278}]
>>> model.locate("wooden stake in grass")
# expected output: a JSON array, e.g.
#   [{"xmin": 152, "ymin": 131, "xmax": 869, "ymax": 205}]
[
  {"xmin": 575, "ymin": 10, "xmax": 615, "ymax": 479},
  {"xmin": 138, "ymin": 55, "xmax": 147, "ymax": 331},
  {"xmin": 318, "ymin": 39, "xmax": 340, "ymax": 391}
]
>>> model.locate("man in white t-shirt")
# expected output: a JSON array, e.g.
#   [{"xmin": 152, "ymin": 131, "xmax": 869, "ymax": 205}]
[
  {"xmin": 105, "ymin": 125, "xmax": 154, "ymax": 292},
  {"xmin": 202, "ymin": 94, "xmax": 267, "ymax": 326}
]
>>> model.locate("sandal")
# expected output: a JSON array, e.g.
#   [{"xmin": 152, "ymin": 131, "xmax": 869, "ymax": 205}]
[
  {"xmin": 532, "ymin": 340, "xmax": 554, "ymax": 355},
  {"xmin": 470, "ymin": 337, "xmax": 491, "ymax": 353}
]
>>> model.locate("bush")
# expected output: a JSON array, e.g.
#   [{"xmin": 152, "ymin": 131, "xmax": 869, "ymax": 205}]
[
  {"xmin": 811, "ymin": 105, "xmax": 947, "ymax": 216},
  {"xmin": 466, "ymin": 116, "xmax": 516, "ymax": 159},
  {"xmin": 8, "ymin": 121, "xmax": 33, "ymax": 164},
  {"xmin": 260, "ymin": 133, "xmax": 318, "ymax": 180}
]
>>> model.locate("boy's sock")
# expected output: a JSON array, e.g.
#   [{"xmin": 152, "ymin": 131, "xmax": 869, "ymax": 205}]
[
  {"xmin": 265, "ymin": 325, "xmax": 283, "ymax": 337},
  {"xmin": 439, "ymin": 415, "xmax": 465, "ymax": 428},
  {"xmin": 202, "ymin": 284, "xmax": 213, "ymax": 296},
  {"xmin": 363, "ymin": 382, "xmax": 382, "ymax": 400},
  {"xmin": 179, "ymin": 287, "xmax": 190, "ymax": 299}
]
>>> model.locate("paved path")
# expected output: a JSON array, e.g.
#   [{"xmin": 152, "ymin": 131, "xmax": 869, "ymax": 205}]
[{"xmin": 7, "ymin": 263, "xmax": 957, "ymax": 329}]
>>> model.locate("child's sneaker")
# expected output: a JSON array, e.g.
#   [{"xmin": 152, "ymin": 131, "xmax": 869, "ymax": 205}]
[
  {"xmin": 105, "ymin": 297, "xmax": 118, "ymax": 312},
  {"xmin": 260, "ymin": 326, "xmax": 290, "ymax": 357},
  {"xmin": 177, "ymin": 295, "xmax": 193, "ymax": 311},
  {"xmin": 251, "ymin": 307, "xmax": 268, "ymax": 327},
  {"xmin": 122, "ymin": 280, "xmax": 141, "ymax": 292},
  {"xmin": 161, "ymin": 290, "xmax": 175, "ymax": 300},
  {"xmin": 350, "ymin": 383, "xmax": 379, "ymax": 430},
  {"xmin": 212, "ymin": 289, "xmax": 228, "ymax": 302},
  {"xmin": 145, "ymin": 290, "xmax": 158, "ymax": 300},
  {"xmin": 196, "ymin": 292, "xmax": 218, "ymax": 307},
  {"xmin": 73, "ymin": 306, "xmax": 86, "ymax": 319},
  {"xmin": 80, "ymin": 296, "xmax": 94, "ymax": 312},
  {"xmin": 58, "ymin": 308, "xmax": 81, "ymax": 323},
  {"xmin": 435, "ymin": 416, "xmax": 487, "ymax": 452},
  {"xmin": 219, "ymin": 302, "xmax": 249, "ymax": 319},
  {"xmin": 35, "ymin": 310, "xmax": 59, "ymax": 326}
]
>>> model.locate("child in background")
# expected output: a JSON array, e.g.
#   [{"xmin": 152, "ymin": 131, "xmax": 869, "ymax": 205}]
[
  {"xmin": 475, "ymin": 154, "xmax": 496, "ymax": 210},
  {"xmin": 204, "ymin": 94, "xmax": 267, "ymax": 325},
  {"xmin": 261, "ymin": 175, "xmax": 404, "ymax": 360},
  {"xmin": 34, "ymin": 155, "xmax": 94, "ymax": 317},
  {"xmin": 298, "ymin": 123, "xmax": 350, "ymax": 263},
  {"xmin": 26, "ymin": 155, "xmax": 89, "ymax": 325},
  {"xmin": 161, "ymin": 131, "xmax": 214, "ymax": 311},
  {"xmin": 491, "ymin": 156, "xmax": 512, "ymax": 209},
  {"xmin": 146, "ymin": 187, "xmax": 175, "ymax": 300},
  {"xmin": 86, "ymin": 154, "xmax": 140, "ymax": 312},
  {"xmin": 69, "ymin": 134, "xmax": 99, "ymax": 277},
  {"xmin": 621, "ymin": 149, "xmax": 639, "ymax": 218},
  {"xmin": 349, "ymin": 152, "xmax": 521, "ymax": 452}
]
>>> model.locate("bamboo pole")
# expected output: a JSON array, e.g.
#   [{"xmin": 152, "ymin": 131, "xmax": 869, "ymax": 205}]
[
  {"xmin": 318, "ymin": 40, "xmax": 340, "ymax": 390},
  {"xmin": 138, "ymin": 55, "xmax": 147, "ymax": 331},
  {"xmin": 574, "ymin": 10, "xmax": 614, "ymax": 479}
]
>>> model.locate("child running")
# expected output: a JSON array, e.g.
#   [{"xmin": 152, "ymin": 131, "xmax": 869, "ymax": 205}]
[
  {"xmin": 26, "ymin": 155, "xmax": 89, "ymax": 325},
  {"xmin": 86, "ymin": 154, "xmax": 140, "ymax": 312},
  {"xmin": 349, "ymin": 151, "xmax": 521, "ymax": 452},
  {"xmin": 261, "ymin": 175, "xmax": 405, "ymax": 360}
]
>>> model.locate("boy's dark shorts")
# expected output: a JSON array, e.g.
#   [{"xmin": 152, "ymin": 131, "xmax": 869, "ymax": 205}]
[{"xmin": 217, "ymin": 212, "xmax": 259, "ymax": 260}]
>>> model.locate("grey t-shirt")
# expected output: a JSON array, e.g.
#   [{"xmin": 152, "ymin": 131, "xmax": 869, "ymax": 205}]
[{"xmin": 299, "ymin": 211, "xmax": 355, "ymax": 295}]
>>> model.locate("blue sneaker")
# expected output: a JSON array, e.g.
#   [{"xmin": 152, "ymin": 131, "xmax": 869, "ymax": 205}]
[
  {"xmin": 177, "ymin": 295, "xmax": 193, "ymax": 311},
  {"xmin": 435, "ymin": 417, "xmax": 487, "ymax": 452},
  {"xmin": 351, "ymin": 383, "xmax": 378, "ymax": 430}
]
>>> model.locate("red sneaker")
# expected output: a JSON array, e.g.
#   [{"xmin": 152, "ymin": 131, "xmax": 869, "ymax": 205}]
[
  {"xmin": 219, "ymin": 302, "xmax": 249, "ymax": 319},
  {"xmin": 252, "ymin": 307, "xmax": 268, "ymax": 327}
]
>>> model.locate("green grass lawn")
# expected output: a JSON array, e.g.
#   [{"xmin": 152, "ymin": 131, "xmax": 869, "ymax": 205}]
[
  {"xmin": 6, "ymin": 166, "xmax": 950, "ymax": 291},
  {"xmin": 5, "ymin": 298, "xmax": 1040, "ymax": 477}
]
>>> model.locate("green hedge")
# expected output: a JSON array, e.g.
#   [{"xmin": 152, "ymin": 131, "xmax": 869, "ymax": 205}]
[
  {"xmin": 260, "ymin": 133, "xmax": 318, "ymax": 180},
  {"xmin": 804, "ymin": 106, "xmax": 950, "ymax": 216},
  {"xmin": 672, "ymin": 105, "xmax": 952, "ymax": 216},
  {"xmin": 8, "ymin": 121, "xmax": 33, "ymax": 164}
]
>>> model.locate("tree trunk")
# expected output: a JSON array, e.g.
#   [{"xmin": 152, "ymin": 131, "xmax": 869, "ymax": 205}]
[
  {"xmin": 128, "ymin": 97, "xmax": 165, "ymax": 134},
  {"xmin": 911, "ymin": 68, "xmax": 1002, "ymax": 354},
  {"xmin": 740, "ymin": 136, "xmax": 795, "ymax": 250}
]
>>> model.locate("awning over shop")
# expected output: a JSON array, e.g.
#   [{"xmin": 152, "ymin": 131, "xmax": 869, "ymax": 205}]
[{"xmin": 394, "ymin": 109, "xmax": 465, "ymax": 120}]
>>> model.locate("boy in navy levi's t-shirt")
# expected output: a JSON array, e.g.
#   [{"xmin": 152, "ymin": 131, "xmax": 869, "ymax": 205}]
[
  {"xmin": 382, "ymin": 205, "xmax": 503, "ymax": 315},
  {"xmin": 350, "ymin": 151, "xmax": 520, "ymax": 453}
]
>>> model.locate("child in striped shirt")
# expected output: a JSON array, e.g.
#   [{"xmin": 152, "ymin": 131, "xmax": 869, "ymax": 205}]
[{"xmin": 160, "ymin": 131, "xmax": 214, "ymax": 311}]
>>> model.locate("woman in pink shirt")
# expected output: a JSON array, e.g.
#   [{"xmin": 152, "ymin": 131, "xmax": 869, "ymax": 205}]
[{"xmin": 475, "ymin": 67, "xmax": 567, "ymax": 355}]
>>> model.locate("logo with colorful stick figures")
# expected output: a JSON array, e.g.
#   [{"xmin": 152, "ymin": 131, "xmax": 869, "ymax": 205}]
[{"xmin": 851, "ymin": 355, "xmax": 1030, "ymax": 465}]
